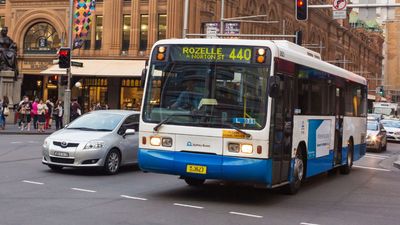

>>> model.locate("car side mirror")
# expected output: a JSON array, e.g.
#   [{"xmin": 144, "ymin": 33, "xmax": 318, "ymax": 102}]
[
  {"xmin": 268, "ymin": 76, "xmax": 281, "ymax": 98},
  {"xmin": 123, "ymin": 129, "xmax": 136, "ymax": 138}
]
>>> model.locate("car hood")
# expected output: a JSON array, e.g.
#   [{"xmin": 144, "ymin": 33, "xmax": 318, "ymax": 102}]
[
  {"xmin": 384, "ymin": 127, "xmax": 400, "ymax": 132},
  {"xmin": 48, "ymin": 129, "xmax": 112, "ymax": 142},
  {"xmin": 367, "ymin": 130, "xmax": 379, "ymax": 136}
]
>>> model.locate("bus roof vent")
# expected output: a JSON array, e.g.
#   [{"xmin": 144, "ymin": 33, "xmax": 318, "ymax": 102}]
[{"xmin": 273, "ymin": 40, "xmax": 322, "ymax": 60}]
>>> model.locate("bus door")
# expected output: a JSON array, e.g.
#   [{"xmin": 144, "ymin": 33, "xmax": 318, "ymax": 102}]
[
  {"xmin": 334, "ymin": 87, "xmax": 345, "ymax": 166},
  {"xmin": 270, "ymin": 74, "xmax": 295, "ymax": 185}
]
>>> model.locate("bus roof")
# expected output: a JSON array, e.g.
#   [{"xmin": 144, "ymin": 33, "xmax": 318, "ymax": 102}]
[{"xmin": 153, "ymin": 39, "xmax": 367, "ymax": 85}]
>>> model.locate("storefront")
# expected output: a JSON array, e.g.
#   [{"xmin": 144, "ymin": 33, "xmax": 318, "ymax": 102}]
[{"xmin": 41, "ymin": 59, "xmax": 146, "ymax": 113}]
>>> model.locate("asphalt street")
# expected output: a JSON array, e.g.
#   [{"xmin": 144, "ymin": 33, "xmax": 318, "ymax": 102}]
[{"xmin": 1, "ymin": 135, "xmax": 400, "ymax": 225}]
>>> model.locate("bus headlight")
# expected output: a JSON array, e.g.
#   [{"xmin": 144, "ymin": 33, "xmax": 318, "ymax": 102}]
[
  {"xmin": 228, "ymin": 143, "xmax": 240, "ymax": 153},
  {"xmin": 241, "ymin": 144, "xmax": 253, "ymax": 154},
  {"xmin": 162, "ymin": 137, "xmax": 173, "ymax": 147},
  {"xmin": 150, "ymin": 137, "xmax": 161, "ymax": 146}
]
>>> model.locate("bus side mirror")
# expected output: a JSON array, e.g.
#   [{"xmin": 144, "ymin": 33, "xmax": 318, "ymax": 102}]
[
  {"xmin": 141, "ymin": 68, "xmax": 147, "ymax": 88},
  {"xmin": 269, "ymin": 76, "xmax": 281, "ymax": 98}
]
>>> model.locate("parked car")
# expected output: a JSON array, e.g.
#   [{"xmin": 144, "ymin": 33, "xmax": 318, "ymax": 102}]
[
  {"xmin": 366, "ymin": 120, "xmax": 387, "ymax": 152},
  {"xmin": 380, "ymin": 119, "xmax": 400, "ymax": 142},
  {"xmin": 42, "ymin": 110, "xmax": 139, "ymax": 174}
]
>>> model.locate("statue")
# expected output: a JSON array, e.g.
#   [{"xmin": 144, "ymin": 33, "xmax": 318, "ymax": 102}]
[{"xmin": 0, "ymin": 27, "xmax": 18, "ymax": 79}]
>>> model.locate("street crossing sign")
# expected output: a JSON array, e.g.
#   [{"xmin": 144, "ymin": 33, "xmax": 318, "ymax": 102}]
[{"xmin": 332, "ymin": 0, "xmax": 347, "ymax": 19}]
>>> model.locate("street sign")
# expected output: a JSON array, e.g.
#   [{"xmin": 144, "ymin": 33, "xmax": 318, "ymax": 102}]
[
  {"xmin": 224, "ymin": 22, "xmax": 240, "ymax": 35},
  {"xmin": 332, "ymin": 0, "xmax": 347, "ymax": 19},
  {"xmin": 203, "ymin": 22, "xmax": 220, "ymax": 38},
  {"xmin": 71, "ymin": 61, "xmax": 83, "ymax": 67}
]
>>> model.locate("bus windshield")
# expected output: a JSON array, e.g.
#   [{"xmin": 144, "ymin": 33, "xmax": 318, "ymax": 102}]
[
  {"xmin": 373, "ymin": 107, "xmax": 394, "ymax": 116},
  {"xmin": 143, "ymin": 60, "xmax": 270, "ymax": 130}
]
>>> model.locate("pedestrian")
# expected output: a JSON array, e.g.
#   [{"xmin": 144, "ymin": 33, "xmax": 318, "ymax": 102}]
[
  {"xmin": 45, "ymin": 99, "xmax": 53, "ymax": 129},
  {"xmin": 19, "ymin": 97, "xmax": 32, "ymax": 131},
  {"xmin": 31, "ymin": 98, "xmax": 39, "ymax": 130},
  {"xmin": 70, "ymin": 98, "xmax": 82, "ymax": 121},
  {"xmin": 37, "ymin": 99, "xmax": 48, "ymax": 132},
  {"xmin": 53, "ymin": 100, "xmax": 63, "ymax": 130},
  {"xmin": 0, "ymin": 96, "xmax": 9, "ymax": 130}
]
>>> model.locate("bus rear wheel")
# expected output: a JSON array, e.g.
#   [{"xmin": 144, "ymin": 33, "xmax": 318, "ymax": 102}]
[
  {"xmin": 184, "ymin": 177, "xmax": 205, "ymax": 186},
  {"xmin": 285, "ymin": 150, "xmax": 305, "ymax": 195}
]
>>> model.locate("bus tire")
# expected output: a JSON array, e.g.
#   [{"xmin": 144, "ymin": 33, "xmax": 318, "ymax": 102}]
[
  {"xmin": 340, "ymin": 142, "xmax": 353, "ymax": 175},
  {"xmin": 285, "ymin": 149, "xmax": 305, "ymax": 195},
  {"xmin": 184, "ymin": 177, "xmax": 205, "ymax": 186}
]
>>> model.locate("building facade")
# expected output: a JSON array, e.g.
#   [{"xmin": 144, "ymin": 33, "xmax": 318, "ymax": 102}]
[{"xmin": 0, "ymin": 0, "xmax": 384, "ymax": 112}]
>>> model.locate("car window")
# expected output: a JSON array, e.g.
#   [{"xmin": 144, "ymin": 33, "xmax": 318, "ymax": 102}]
[
  {"xmin": 119, "ymin": 114, "xmax": 140, "ymax": 134},
  {"xmin": 367, "ymin": 123, "xmax": 378, "ymax": 131}
]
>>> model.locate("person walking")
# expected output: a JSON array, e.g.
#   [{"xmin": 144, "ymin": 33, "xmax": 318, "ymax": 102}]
[
  {"xmin": 45, "ymin": 100, "xmax": 53, "ymax": 129},
  {"xmin": 37, "ymin": 99, "xmax": 47, "ymax": 132},
  {"xmin": 31, "ymin": 98, "xmax": 39, "ymax": 130},
  {"xmin": 19, "ymin": 97, "xmax": 32, "ymax": 131},
  {"xmin": 0, "ymin": 96, "xmax": 9, "ymax": 130},
  {"xmin": 53, "ymin": 100, "xmax": 63, "ymax": 130},
  {"xmin": 70, "ymin": 99, "xmax": 81, "ymax": 121}
]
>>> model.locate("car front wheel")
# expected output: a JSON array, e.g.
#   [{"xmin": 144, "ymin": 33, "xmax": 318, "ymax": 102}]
[{"xmin": 104, "ymin": 149, "xmax": 121, "ymax": 175}]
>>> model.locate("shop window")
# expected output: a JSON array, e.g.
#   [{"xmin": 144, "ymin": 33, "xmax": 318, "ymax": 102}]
[
  {"xmin": 0, "ymin": 16, "xmax": 4, "ymax": 29},
  {"xmin": 122, "ymin": 15, "xmax": 131, "ymax": 51},
  {"xmin": 24, "ymin": 22, "xmax": 61, "ymax": 54},
  {"xmin": 95, "ymin": 16, "xmax": 103, "ymax": 50},
  {"xmin": 82, "ymin": 78, "xmax": 108, "ymax": 112},
  {"xmin": 120, "ymin": 78, "xmax": 143, "ymax": 110},
  {"xmin": 158, "ymin": 14, "xmax": 167, "ymax": 40},
  {"xmin": 140, "ymin": 14, "xmax": 148, "ymax": 51}
]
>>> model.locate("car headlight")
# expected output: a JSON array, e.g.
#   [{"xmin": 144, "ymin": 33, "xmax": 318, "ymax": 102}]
[
  {"xmin": 395, "ymin": 132, "xmax": 400, "ymax": 136},
  {"xmin": 43, "ymin": 138, "xmax": 50, "ymax": 148},
  {"xmin": 150, "ymin": 136, "xmax": 161, "ymax": 146},
  {"xmin": 161, "ymin": 137, "xmax": 173, "ymax": 147},
  {"xmin": 371, "ymin": 135, "xmax": 377, "ymax": 142},
  {"xmin": 84, "ymin": 141, "xmax": 105, "ymax": 150}
]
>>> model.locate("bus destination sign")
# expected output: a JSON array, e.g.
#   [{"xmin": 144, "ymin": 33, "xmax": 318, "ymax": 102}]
[{"xmin": 170, "ymin": 46, "xmax": 254, "ymax": 64}]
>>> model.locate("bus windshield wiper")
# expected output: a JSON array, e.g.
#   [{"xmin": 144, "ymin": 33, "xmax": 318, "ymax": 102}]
[
  {"xmin": 153, "ymin": 113, "xmax": 220, "ymax": 132},
  {"xmin": 153, "ymin": 114, "xmax": 192, "ymax": 132}
]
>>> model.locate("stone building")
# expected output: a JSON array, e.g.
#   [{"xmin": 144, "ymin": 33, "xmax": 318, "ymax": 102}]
[{"xmin": 0, "ymin": 0, "xmax": 384, "ymax": 112}]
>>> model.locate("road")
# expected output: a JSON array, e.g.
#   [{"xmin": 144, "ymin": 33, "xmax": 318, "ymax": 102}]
[{"xmin": 1, "ymin": 135, "xmax": 400, "ymax": 225}]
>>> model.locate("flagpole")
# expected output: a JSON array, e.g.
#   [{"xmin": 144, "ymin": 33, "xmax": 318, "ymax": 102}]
[{"xmin": 63, "ymin": 0, "xmax": 74, "ymax": 126}]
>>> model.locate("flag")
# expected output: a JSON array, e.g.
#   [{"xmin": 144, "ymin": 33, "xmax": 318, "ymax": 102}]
[{"xmin": 73, "ymin": 0, "xmax": 96, "ymax": 49}]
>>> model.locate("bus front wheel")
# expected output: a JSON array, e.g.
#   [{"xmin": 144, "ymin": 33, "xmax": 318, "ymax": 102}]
[
  {"xmin": 184, "ymin": 177, "xmax": 205, "ymax": 186},
  {"xmin": 340, "ymin": 142, "xmax": 353, "ymax": 175},
  {"xmin": 285, "ymin": 150, "xmax": 305, "ymax": 195}
]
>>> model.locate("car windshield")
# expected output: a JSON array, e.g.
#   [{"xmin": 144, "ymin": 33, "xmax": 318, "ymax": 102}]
[
  {"xmin": 67, "ymin": 113, "xmax": 125, "ymax": 131},
  {"xmin": 373, "ymin": 107, "xmax": 394, "ymax": 116},
  {"xmin": 381, "ymin": 120, "xmax": 400, "ymax": 128},
  {"xmin": 367, "ymin": 123, "xmax": 378, "ymax": 131},
  {"xmin": 142, "ymin": 48, "xmax": 270, "ymax": 130}
]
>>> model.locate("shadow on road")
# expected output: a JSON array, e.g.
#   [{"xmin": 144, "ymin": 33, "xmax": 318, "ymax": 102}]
[{"xmin": 43, "ymin": 164, "xmax": 141, "ymax": 176}]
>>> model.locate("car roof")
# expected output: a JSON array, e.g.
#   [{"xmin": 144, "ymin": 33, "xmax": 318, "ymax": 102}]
[{"xmin": 88, "ymin": 110, "xmax": 140, "ymax": 116}]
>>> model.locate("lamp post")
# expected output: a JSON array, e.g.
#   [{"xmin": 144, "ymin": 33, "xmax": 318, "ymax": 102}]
[{"xmin": 63, "ymin": 0, "xmax": 74, "ymax": 126}]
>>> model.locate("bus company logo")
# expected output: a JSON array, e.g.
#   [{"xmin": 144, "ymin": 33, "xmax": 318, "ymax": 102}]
[{"xmin": 186, "ymin": 141, "xmax": 210, "ymax": 148}]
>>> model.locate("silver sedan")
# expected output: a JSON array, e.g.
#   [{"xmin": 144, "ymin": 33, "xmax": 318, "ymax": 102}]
[{"xmin": 42, "ymin": 110, "xmax": 139, "ymax": 174}]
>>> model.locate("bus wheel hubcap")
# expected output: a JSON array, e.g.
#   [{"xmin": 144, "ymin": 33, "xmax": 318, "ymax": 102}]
[{"xmin": 295, "ymin": 157, "xmax": 304, "ymax": 181}]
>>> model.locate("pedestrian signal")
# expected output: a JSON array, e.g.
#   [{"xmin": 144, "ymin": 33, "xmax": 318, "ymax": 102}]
[{"xmin": 58, "ymin": 47, "xmax": 71, "ymax": 69}]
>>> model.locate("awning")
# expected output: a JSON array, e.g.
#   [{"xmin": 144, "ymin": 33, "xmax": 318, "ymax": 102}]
[{"xmin": 40, "ymin": 59, "xmax": 146, "ymax": 77}]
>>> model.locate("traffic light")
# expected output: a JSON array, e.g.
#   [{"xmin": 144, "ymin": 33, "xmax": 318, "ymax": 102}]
[
  {"xmin": 58, "ymin": 47, "xmax": 71, "ymax": 69},
  {"xmin": 295, "ymin": 0, "xmax": 308, "ymax": 21}
]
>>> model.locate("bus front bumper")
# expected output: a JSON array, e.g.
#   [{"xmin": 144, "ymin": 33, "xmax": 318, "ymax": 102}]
[{"xmin": 138, "ymin": 149, "xmax": 273, "ymax": 185}]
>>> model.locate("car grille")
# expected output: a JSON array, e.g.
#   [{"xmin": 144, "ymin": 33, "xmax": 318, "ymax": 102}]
[
  {"xmin": 50, "ymin": 157, "xmax": 74, "ymax": 164},
  {"xmin": 53, "ymin": 141, "xmax": 79, "ymax": 148}
]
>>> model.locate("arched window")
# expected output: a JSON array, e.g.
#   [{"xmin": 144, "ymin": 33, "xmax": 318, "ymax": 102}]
[{"xmin": 24, "ymin": 22, "xmax": 61, "ymax": 54}]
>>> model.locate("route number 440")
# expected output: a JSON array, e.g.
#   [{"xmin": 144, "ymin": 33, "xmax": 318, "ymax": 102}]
[{"xmin": 229, "ymin": 48, "xmax": 252, "ymax": 61}]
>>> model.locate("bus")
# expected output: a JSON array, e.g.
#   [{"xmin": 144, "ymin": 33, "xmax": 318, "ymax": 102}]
[
  {"xmin": 373, "ymin": 102, "xmax": 399, "ymax": 118},
  {"xmin": 138, "ymin": 39, "xmax": 367, "ymax": 194}
]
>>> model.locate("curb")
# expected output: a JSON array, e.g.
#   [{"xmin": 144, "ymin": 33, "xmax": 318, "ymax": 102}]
[{"xmin": 394, "ymin": 156, "xmax": 400, "ymax": 170}]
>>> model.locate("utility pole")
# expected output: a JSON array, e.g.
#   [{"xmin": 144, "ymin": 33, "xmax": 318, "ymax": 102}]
[
  {"xmin": 220, "ymin": 0, "xmax": 225, "ymax": 35},
  {"xmin": 182, "ymin": 0, "xmax": 189, "ymax": 38},
  {"xmin": 63, "ymin": 0, "xmax": 74, "ymax": 126}
]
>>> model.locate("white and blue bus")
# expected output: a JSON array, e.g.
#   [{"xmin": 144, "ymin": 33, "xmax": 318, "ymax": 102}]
[{"xmin": 138, "ymin": 39, "xmax": 367, "ymax": 193}]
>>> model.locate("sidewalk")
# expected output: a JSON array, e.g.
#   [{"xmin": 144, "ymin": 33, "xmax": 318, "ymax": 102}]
[{"xmin": 0, "ymin": 123, "xmax": 56, "ymax": 135}]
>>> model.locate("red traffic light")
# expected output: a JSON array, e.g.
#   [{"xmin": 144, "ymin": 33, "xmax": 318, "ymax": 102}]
[
  {"xmin": 295, "ymin": 0, "xmax": 308, "ymax": 21},
  {"xmin": 59, "ymin": 49, "xmax": 69, "ymax": 57},
  {"xmin": 58, "ymin": 47, "xmax": 71, "ymax": 69}
]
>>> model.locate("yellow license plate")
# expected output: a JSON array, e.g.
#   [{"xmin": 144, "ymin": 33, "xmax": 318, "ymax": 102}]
[{"xmin": 186, "ymin": 165, "xmax": 207, "ymax": 174}]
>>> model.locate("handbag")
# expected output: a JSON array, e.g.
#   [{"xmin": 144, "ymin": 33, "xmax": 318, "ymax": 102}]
[{"xmin": 3, "ymin": 107, "xmax": 9, "ymax": 116}]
